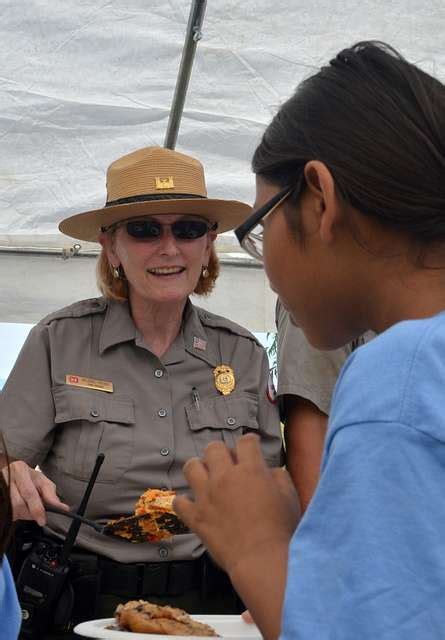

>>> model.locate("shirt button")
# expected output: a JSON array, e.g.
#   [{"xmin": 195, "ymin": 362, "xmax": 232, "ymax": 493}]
[
  {"xmin": 158, "ymin": 408, "xmax": 168, "ymax": 418},
  {"xmin": 159, "ymin": 547, "xmax": 169, "ymax": 559},
  {"xmin": 227, "ymin": 417, "xmax": 236, "ymax": 426},
  {"xmin": 154, "ymin": 369, "xmax": 164, "ymax": 378},
  {"xmin": 160, "ymin": 447, "xmax": 170, "ymax": 456},
  {"xmin": 90, "ymin": 409, "xmax": 100, "ymax": 418}
]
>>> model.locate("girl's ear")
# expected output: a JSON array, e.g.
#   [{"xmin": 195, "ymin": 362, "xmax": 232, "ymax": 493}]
[{"xmin": 304, "ymin": 160, "xmax": 342, "ymax": 244}]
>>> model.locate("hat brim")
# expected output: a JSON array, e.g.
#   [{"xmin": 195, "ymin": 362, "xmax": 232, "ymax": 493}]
[{"xmin": 59, "ymin": 198, "xmax": 252, "ymax": 242}]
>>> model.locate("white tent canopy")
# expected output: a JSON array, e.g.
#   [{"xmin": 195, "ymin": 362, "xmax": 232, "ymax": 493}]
[{"xmin": 1, "ymin": 1, "xmax": 444, "ymax": 326}]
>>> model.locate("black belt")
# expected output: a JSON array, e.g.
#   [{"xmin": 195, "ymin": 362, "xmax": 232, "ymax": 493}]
[{"xmin": 98, "ymin": 556, "xmax": 203, "ymax": 598}]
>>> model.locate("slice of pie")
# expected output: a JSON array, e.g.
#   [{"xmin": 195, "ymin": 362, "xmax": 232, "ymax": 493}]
[
  {"xmin": 106, "ymin": 488, "xmax": 188, "ymax": 543},
  {"xmin": 134, "ymin": 489, "xmax": 182, "ymax": 542},
  {"xmin": 115, "ymin": 600, "xmax": 219, "ymax": 636},
  {"xmin": 135, "ymin": 488, "xmax": 176, "ymax": 516}
]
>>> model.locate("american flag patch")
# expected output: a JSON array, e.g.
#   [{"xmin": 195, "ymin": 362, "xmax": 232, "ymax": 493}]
[{"xmin": 193, "ymin": 336, "xmax": 207, "ymax": 351}]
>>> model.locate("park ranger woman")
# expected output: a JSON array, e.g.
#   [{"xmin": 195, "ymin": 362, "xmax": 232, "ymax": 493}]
[{"xmin": 0, "ymin": 146, "xmax": 283, "ymax": 636}]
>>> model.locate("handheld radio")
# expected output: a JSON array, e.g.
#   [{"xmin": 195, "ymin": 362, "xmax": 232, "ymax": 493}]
[{"xmin": 16, "ymin": 453, "xmax": 104, "ymax": 638}]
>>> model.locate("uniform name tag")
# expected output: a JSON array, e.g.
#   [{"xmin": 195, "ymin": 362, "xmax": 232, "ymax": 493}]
[{"xmin": 66, "ymin": 374, "xmax": 114, "ymax": 393}]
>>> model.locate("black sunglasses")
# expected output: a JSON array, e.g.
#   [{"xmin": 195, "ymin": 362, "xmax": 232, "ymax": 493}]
[{"xmin": 104, "ymin": 218, "xmax": 217, "ymax": 240}]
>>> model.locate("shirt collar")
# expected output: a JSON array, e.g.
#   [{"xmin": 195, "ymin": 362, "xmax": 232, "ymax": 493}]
[
  {"xmin": 99, "ymin": 298, "xmax": 218, "ymax": 367},
  {"xmin": 99, "ymin": 299, "xmax": 138, "ymax": 354}
]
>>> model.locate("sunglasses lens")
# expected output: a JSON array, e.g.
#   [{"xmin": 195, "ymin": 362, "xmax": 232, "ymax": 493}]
[
  {"xmin": 172, "ymin": 220, "xmax": 208, "ymax": 240},
  {"xmin": 125, "ymin": 219, "xmax": 209, "ymax": 240},
  {"xmin": 126, "ymin": 220, "xmax": 161, "ymax": 239}
]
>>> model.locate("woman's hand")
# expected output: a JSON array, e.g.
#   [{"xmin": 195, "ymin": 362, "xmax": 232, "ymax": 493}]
[
  {"xmin": 1, "ymin": 461, "xmax": 69, "ymax": 526},
  {"xmin": 175, "ymin": 434, "xmax": 299, "ymax": 574}
]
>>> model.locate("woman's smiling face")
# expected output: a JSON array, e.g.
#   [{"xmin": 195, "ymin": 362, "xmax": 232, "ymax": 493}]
[{"xmin": 101, "ymin": 214, "xmax": 216, "ymax": 306}]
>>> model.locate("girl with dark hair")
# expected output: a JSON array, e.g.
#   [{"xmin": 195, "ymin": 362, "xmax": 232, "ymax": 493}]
[
  {"xmin": 174, "ymin": 41, "xmax": 445, "ymax": 639},
  {"xmin": 0, "ymin": 443, "xmax": 21, "ymax": 638}
]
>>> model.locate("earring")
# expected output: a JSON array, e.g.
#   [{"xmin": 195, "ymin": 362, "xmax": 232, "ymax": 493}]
[
  {"xmin": 202, "ymin": 266, "xmax": 209, "ymax": 279},
  {"xmin": 112, "ymin": 265, "xmax": 121, "ymax": 279}
]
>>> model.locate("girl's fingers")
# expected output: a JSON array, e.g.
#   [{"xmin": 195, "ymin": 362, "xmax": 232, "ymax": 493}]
[
  {"xmin": 241, "ymin": 610, "xmax": 255, "ymax": 624},
  {"xmin": 182, "ymin": 457, "xmax": 209, "ymax": 498},
  {"xmin": 173, "ymin": 495, "xmax": 197, "ymax": 529},
  {"xmin": 203, "ymin": 441, "xmax": 234, "ymax": 477},
  {"xmin": 235, "ymin": 433, "xmax": 267, "ymax": 468}
]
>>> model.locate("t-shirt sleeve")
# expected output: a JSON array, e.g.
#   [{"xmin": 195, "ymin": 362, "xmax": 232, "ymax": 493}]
[
  {"xmin": 0, "ymin": 323, "xmax": 56, "ymax": 466},
  {"xmin": 275, "ymin": 301, "xmax": 350, "ymax": 414},
  {"xmin": 280, "ymin": 421, "xmax": 445, "ymax": 640},
  {"xmin": 0, "ymin": 557, "xmax": 21, "ymax": 638}
]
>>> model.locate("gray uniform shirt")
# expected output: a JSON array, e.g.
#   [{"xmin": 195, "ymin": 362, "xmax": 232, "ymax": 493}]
[
  {"xmin": 276, "ymin": 300, "xmax": 374, "ymax": 414},
  {"xmin": 0, "ymin": 297, "xmax": 282, "ymax": 563}
]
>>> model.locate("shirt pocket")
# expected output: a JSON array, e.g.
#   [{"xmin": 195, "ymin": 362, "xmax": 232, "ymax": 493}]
[
  {"xmin": 185, "ymin": 393, "xmax": 259, "ymax": 455},
  {"xmin": 52, "ymin": 385, "xmax": 135, "ymax": 483}
]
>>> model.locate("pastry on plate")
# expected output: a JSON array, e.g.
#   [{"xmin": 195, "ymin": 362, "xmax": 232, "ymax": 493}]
[{"xmin": 115, "ymin": 600, "xmax": 219, "ymax": 636}]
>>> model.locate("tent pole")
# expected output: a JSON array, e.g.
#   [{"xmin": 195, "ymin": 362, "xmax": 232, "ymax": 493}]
[{"xmin": 164, "ymin": 0, "xmax": 207, "ymax": 150}]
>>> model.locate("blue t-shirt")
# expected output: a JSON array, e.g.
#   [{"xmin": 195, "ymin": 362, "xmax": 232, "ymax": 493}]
[
  {"xmin": 281, "ymin": 312, "xmax": 445, "ymax": 640},
  {"xmin": 0, "ymin": 556, "xmax": 21, "ymax": 639}
]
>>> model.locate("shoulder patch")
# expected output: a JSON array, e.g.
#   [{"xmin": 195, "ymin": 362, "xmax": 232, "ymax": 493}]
[
  {"xmin": 39, "ymin": 297, "xmax": 107, "ymax": 326},
  {"xmin": 267, "ymin": 369, "xmax": 278, "ymax": 404},
  {"xmin": 195, "ymin": 306, "xmax": 261, "ymax": 345}
]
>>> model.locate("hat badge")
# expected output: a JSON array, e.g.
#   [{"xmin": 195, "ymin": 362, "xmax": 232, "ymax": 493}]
[{"xmin": 155, "ymin": 176, "xmax": 174, "ymax": 189}]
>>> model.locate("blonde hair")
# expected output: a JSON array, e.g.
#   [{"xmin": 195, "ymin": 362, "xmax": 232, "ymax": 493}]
[{"xmin": 96, "ymin": 244, "xmax": 219, "ymax": 301}]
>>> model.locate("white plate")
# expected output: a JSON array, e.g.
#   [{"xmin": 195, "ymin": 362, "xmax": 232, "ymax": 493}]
[{"xmin": 74, "ymin": 615, "xmax": 262, "ymax": 639}]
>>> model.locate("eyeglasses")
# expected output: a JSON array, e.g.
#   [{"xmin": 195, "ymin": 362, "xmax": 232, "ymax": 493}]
[
  {"xmin": 234, "ymin": 185, "xmax": 294, "ymax": 262},
  {"xmin": 104, "ymin": 218, "xmax": 217, "ymax": 241},
  {"xmin": 235, "ymin": 172, "xmax": 306, "ymax": 262}
]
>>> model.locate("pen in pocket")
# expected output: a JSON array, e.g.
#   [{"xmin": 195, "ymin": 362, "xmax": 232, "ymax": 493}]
[{"xmin": 191, "ymin": 386, "xmax": 200, "ymax": 411}]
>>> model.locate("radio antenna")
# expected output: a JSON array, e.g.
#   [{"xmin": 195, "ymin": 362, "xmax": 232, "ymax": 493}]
[{"xmin": 59, "ymin": 453, "xmax": 105, "ymax": 565}]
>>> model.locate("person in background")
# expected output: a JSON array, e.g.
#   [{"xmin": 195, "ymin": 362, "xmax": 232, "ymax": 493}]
[
  {"xmin": 0, "ymin": 146, "xmax": 283, "ymax": 638},
  {"xmin": 0, "ymin": 442, "xmax": 21, "ymax": 639},
  {"xmin": 276, "ymin": 299, "xmax": 374, "ymax": 511},
  {"xmin": 175, "ymin": 41, "xmax": 445, "ymax": 640}
]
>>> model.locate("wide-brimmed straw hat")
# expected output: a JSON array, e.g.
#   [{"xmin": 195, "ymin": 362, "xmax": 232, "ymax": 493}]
[{"xmin": 59, "ymin": 146, "xmax": 252, "ymax": 242}]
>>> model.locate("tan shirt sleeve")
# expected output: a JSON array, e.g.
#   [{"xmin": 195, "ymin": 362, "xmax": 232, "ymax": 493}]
[
  {"xmin": 275, "ymin": 301, "xmax": 350, "ymax": 415},
  {"xmin": 0, "ymin": 323, "xmax": 56, "ymax": 466}
]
